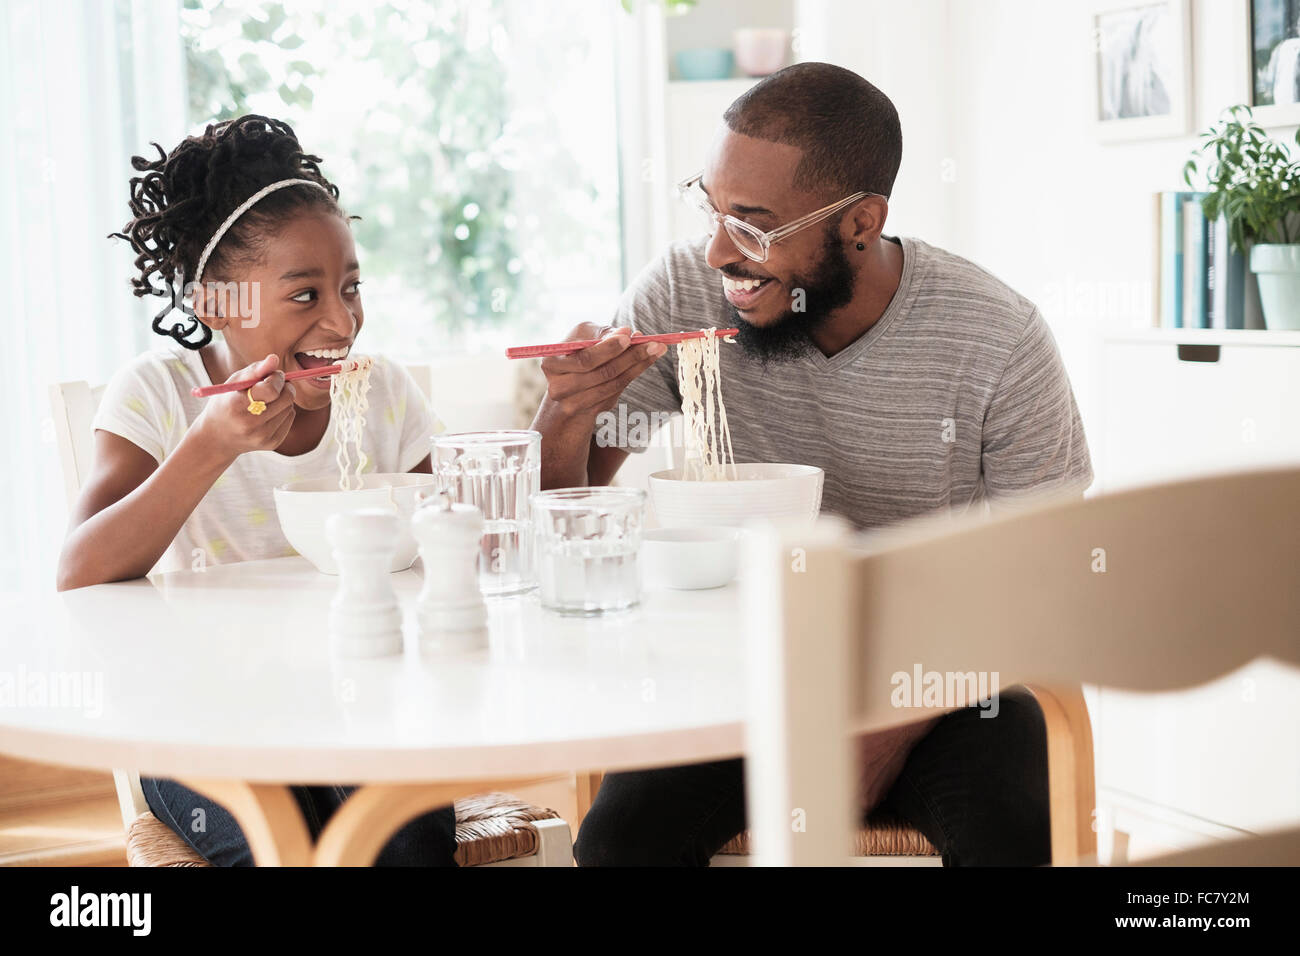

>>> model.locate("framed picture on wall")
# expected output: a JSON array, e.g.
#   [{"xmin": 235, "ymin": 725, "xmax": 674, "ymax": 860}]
[
  {"xmin": 1247, "ymin": 0, "xmax": 1300, "ymax": 126},
  {"xmin": 1090, "ymin": 0, "xmax": 1192, "ymax": 142}
]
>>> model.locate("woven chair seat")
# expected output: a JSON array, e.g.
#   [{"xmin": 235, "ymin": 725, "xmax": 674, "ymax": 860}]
[
  {"xmin": 716, "ymin": 809, "xmax": 939, "ymax": 857},
  {"xmin": 452, "ymin": 793, "xmax": 563, "ymax": 867},
  {"xmin": 125, "ymin": 792, "xmax": 564, "ymax": 867}
]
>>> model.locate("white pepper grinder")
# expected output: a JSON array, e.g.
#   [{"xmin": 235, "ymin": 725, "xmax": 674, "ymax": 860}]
[
  {"xmin": 412, "ymin": 491, "xmax": 489, "ymax": 652},
  {"xmin": 325, "ymin": 508, "xmax": 405, "ymax": 658}
]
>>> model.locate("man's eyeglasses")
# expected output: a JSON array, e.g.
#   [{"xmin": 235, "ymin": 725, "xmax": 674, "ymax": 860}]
[{"xmin": 676, "ymin": 172, "xmax": 882, "ymax": 263}]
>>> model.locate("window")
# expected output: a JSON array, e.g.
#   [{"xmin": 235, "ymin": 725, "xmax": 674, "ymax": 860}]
[
  {"xmin": 2, "ymin": 0, "xmax": 623, "ymax": 599},
  {"xmin": 179, "ymin": 0, "xmax": 624, "ymax": 354}
]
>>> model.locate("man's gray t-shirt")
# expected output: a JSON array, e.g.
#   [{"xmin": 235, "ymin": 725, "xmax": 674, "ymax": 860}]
[
  {"xmin": 606, "ymin": 233, "xmax": 1093, "ymax": 813},
  {"xmin": 612, "ymin": 234, "xmax": 1093, "ymax": 529}
]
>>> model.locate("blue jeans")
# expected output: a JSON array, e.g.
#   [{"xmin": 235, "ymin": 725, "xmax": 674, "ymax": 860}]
[
  {"xmin": 142, "ymin": 777, "xmax": 458, "ymax": 867},
  {"xmin": 574, "ymin": 687, "xmax": 1051, "ymax": 866}
]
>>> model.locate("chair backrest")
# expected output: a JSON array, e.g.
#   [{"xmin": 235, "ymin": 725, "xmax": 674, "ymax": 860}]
[
  {"xmin": 48, "ymin": 382, "xmax": 106, "ymax": 510},
  {"xmin": 1135, "ymin": 824, "xmax": 1300, "ymax": 866},
  {"xmin": 404, "ymin": 364, "xmax": 432, "ymax": 405},
  {"xmin": 741, "ymin": 467, "xmax": 1300, "ymax": 866}
]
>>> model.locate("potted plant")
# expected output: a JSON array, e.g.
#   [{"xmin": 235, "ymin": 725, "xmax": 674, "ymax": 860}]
[
  {"xmin": 1190, "ymin": 107, "xmax": 1300, "ymax": 330},
  {"xmin": 1185, "ymin": 106, "xmax": 1300, "ymax": 330}
]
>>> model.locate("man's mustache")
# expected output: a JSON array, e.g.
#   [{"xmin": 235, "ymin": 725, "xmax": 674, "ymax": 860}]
[{"xmin": 719, "ymin": 266, "xmax": 772, "ymax": 281}]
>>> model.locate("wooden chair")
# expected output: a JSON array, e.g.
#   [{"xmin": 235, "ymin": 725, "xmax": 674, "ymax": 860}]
[
  {"xmin": 49, "ymin": 372, "xmax": 574, "ymax": 867},
  {"xmin": 739, "ymin": 467, "xmax": 1300, "ymax": 866},
  {"xmin": 122, "ymin": 792, "xmax": 574, "ymax": 868}
]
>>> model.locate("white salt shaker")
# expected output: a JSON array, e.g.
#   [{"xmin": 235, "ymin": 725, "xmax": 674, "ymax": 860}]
[
  {"xmin": 326, "ymin": 508, "xmax": 405, "ymax": 658},
  {"xmin": 412, "ymin": 492, "xmax": 488, "ymax": 652}
]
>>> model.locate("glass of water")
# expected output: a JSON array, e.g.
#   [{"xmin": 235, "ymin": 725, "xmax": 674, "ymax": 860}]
[
  {"xmin": 531, "ymin": 487, "xmax": 645, "ymax": 616},
  {"xmin": 432, "ymin": 430, "xmax": 540, "ymax": 596}
]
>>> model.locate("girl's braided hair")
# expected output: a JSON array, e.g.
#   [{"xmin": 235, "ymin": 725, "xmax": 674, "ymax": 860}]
[{"xmin": 111, "ymin": 114, "xmax": 342, "ymax": 350}]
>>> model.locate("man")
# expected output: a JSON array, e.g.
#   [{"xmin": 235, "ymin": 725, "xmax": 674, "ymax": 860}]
[{"xmin": 532, "ymin": 63, "xmax": 1092, "ymax": 866}]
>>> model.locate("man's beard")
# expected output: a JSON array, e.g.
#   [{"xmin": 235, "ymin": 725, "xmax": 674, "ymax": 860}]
[{"xmin": 730, "ymin": 230, "xmax": 856, "ymax": 364}]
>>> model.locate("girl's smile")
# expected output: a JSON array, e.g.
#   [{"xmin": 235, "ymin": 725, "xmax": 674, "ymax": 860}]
[{"xmin": 289, "ymin": 343, "xmax": 355, "ymax": 389}]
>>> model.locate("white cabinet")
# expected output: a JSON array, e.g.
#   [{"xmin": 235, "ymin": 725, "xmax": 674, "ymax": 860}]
[
  {"xmin": 1090, "ymin": 331, "xmax": 1300, "ymax": 862},
  {"xmin": 1098, "ymin": 330, "xmax": 1300, "ymax": 491}
]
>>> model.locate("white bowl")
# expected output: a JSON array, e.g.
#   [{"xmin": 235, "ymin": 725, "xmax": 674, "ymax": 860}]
[
  {"xmin": 648, "ymin": 462, "xmax": 824, "ymax": 529},
  {"xmin": 273, "ymin": 473, "xmax": 437, "ymax": 574},
  {"xmin": 641, "ymin": 527, "xmax": 739, "ymax": 590}
]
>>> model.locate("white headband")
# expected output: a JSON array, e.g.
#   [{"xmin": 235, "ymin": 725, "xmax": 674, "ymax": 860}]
[{"xmin": 192, "ymin": 178, "xmax": 330, "ymax": 285}]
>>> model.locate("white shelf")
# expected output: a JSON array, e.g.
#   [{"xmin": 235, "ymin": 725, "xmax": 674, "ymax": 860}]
[{"xmin": 1102, "ymin": 328, "xmax": 1300, "ymax": 347}]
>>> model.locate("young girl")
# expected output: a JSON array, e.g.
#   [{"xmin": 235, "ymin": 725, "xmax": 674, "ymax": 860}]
[{"xmin": 57, "ymin": 114, "xmax": 456, "ymax": 866}]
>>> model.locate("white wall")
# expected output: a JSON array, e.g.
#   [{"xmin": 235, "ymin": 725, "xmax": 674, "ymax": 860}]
[
  {"xmin": 944, "ymin": 0, "xmax": 1285, "ymax": 455},
  {"xmin": 795, "ymin": 0, "xmax": 1296, "ymax": 466},
  {"xmin": 795, "ymin": 0, "xmax": 960, "ymax": 248}
]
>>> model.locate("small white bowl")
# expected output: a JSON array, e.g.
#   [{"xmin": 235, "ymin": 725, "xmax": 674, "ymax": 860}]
[
  {"xmin": 648, "ymin": 462, "xmax": 824, "ymax": 529},
  {"xmin": 274, "ymin": 472, "xmax": 437, "ymax": 574},
  {"xmin": 641, "ymin": 526, "xmax": 739, "ymax": 590}
]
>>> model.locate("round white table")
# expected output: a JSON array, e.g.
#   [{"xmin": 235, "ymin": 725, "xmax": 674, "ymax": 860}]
[{"xmin": 0, "ymin": 557, "xmax": 746, "ymax": 864}]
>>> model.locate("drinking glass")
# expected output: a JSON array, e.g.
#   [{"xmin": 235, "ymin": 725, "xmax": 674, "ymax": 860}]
[
  {"xmin": 431, "ymin": 430, "xmax": 540, "ymax": 596},
  {"xmin": 531, "ymin": 487, "xmax": 645, "ymax": 615}
]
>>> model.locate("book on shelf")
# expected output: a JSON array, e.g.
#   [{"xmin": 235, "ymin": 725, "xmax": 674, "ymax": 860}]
[
  {"xmin": 1207, "ymin": 214, "xmax": 1247, "ymax": 330},
  {"xmin": 1182, "ymin": 193, "xmax": 1205, "ymax": 329},
  {"xmin": 1205, "ymin": 209, "xmax": 1219, "ymax": 329},
  {"xmin": 1153, "ymin": 190, "xmax": 1247, "ymax": 330}
]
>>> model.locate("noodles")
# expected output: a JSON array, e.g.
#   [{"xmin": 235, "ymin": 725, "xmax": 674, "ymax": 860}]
[
  {"xmin": 329, "ymin": 355, "xmax": 374, "ymax": 491},
  {"xmin": 677, "ymin": 328, "xmax": 736, "ymax": 481}
]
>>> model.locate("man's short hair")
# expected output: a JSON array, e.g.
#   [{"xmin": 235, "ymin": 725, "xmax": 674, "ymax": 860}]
[{"xmin": 722, "ymin": 62, "xmax": 902, "ymax": 200}]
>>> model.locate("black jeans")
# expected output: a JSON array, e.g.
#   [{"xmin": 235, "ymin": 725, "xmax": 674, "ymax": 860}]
[
  {"xmin": 575, "ymin": 686, "xmax": 1050, "ymax": 866},
  {"xmin": 142, "ymin": 776, "xmax": 458, "ymax": 867}
]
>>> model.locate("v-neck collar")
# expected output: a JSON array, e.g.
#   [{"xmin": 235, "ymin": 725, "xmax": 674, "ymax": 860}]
[{"xmin": 803, "ymin": 234, "xmax": 919, "ymax": 372}]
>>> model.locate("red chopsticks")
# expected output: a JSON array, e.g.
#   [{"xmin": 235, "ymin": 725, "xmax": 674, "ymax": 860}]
[
  {"xmin": 190, "ymin": 363, "xmax": 345, "ymax": 398},
  {"xmin": 505, "ymin": 328, "xmax": 739, "ymax": 360}
]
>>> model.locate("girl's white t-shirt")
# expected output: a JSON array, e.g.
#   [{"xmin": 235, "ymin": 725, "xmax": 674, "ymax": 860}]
[{"xmin": 91, "ymin": 340, "xmax": 443, "ymax": 575}]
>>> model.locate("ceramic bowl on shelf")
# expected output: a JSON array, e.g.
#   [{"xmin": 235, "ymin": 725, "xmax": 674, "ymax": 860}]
[
  {"xmin": 648, "ymin": 462, "xmax": 824, "ymax": 529},
  {"xmin": 273, "ymin": 473, "xmax": 436, "ymax": 574},
  {"xmin": 675, "ymin": 48, "xmax": 734, "ymax": 81},
  {"xmin": 733, "ymin": 28, "xmax": 788, "ymax": 76}
]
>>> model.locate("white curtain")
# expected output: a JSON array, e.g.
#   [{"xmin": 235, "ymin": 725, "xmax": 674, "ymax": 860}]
[
  {"xmin": 613, "ymin": 0, "xmax": 671, "ymax": 283},
  {"xmin": 0, "ymin": 0, "xmax": 186, "ymax": 600}
]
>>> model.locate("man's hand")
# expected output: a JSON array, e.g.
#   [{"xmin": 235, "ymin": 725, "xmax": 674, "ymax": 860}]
[
  {"xmin": 538, "ymin": 323, "xmax": 666, "ymax": 419},
  {"xmin": 531, "ymin": 322, "xmax": 667, "ymax": 489}
]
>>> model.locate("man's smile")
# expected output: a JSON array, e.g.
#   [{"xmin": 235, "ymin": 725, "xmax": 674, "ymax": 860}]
[{"xmin": 721, "ymin": 274, "xmax": 777, "ymax": 309}]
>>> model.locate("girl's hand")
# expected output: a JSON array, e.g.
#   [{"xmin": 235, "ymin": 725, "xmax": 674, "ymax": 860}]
[{"xmin": 195, "ymin": 354, "xmax": 297, "ymax": 460}]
